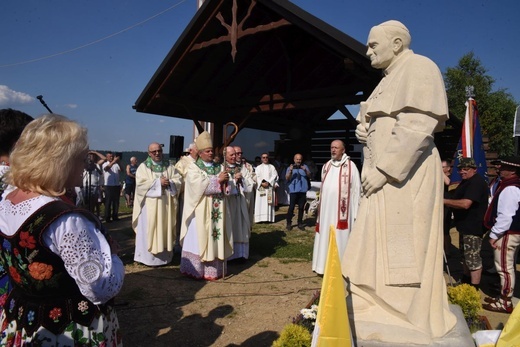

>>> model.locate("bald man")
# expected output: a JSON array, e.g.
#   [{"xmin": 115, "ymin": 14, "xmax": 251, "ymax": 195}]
[
  {"xmin": 224, "ymin": 146, "xmax": 254, "ymax": 261},
  {"xmin": 132, "ymin": 142, "xmax": 182, "ymax": 266}
]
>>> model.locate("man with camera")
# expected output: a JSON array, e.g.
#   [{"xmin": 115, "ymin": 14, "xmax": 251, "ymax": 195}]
[
  {"xmin": 103, "ymin": 151, "xmax": 122, "ymax": 222},
  {"xmin": 285, "ymin": 153, "xmax": 311, "ymax": 231}
]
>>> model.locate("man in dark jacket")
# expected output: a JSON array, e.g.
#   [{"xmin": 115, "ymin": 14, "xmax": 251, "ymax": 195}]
[{"xmin": 444, "ymin": 157, "xmax": 489, "ymax": 289}]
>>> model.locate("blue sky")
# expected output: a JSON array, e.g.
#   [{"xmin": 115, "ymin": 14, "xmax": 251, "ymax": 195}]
[{"xmin": 1, "ymin": 0, "xmax": 518, "ymax": 158}]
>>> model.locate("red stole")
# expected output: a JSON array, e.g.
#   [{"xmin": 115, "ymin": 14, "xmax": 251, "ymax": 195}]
[{"xmin": 315, "ymin": 159, "xmax": 351, "ymax": 232}]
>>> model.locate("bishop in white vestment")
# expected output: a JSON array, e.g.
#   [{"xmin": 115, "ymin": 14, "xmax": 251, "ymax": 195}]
[{"xmin": 132, "ymin": 143, "xmax": 182, "ymax": 266}]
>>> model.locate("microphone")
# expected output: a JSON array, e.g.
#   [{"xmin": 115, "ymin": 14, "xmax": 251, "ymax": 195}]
[{"xmin": 36, "ymin": 95, "xmax": 53, "ymax": 113}]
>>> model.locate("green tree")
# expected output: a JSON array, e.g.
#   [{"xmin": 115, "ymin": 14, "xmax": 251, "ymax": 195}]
[{"xmin": 444, "ymin": 52, "xmax": 518, "ymax": 156}]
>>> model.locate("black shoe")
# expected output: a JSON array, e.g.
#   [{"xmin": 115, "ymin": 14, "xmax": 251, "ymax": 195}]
[
  {"xmin": 298, "ymin": 224, "xmax": 305, "ymax": 231},
  {"xmin": 286, "ymin": 224, "xmax": 292, "ymax": 231}
]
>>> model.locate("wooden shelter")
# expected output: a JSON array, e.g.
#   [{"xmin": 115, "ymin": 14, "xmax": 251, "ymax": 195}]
[{"xmin": 133, "ymin": 0, "xmax": 382, "ymax": 167}]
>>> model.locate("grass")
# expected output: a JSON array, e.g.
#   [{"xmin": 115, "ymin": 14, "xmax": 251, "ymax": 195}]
[
  {"xmin": 250, "ymin": 212, "xmax": 315, "ymax": 262},
  {"xmin": 98, "ymin": 196, "xmax": 133, "ymax": 217}
]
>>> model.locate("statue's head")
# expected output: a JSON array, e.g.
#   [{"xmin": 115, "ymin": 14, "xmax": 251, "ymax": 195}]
[{"xmin": 367, "ymin": 20, "xmax": 411, "ymax": 70}]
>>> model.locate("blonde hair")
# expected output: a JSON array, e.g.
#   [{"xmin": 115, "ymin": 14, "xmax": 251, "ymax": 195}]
[{"xmin": 7, "ymin": 114, "xmax": 88, "ymax": 196}]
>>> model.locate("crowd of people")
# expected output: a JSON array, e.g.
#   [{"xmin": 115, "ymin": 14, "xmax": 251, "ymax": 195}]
[
  {"xmin": 3, "ymin": 18, "xmax": 520, "ymax": 346},
  {"xmin": 2, "ymin": 106, "xmax": 520, "ymax": 345},
  {"xmin": 444, "ymin": 156, "xmax": 520, "ymax": 314},
  {"xmin": 128, "ymin": 131, "xmax": 352, "ymax": 282},
  {"xmin": 1, "ymin": 17, "xmax": 519, "ymax": 347}
]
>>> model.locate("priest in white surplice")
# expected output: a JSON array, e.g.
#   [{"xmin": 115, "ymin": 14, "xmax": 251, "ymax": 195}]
[
  {"xmin": 312, "ymin": 140, "xmax": 361, "ymax": 275},
  {"xmin": 132, "ymin": 142, "xmax": 182, "ymax": 266},
  {"xmin": 223, "ymin": 146, "xmax": 254, "ymax": 261},
  {"xmin": 254, "ymin": 153, "xmax": 278, "ymax": 223}
]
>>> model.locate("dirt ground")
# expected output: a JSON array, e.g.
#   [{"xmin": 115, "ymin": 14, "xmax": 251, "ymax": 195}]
[
  {"xmin": 107, "ymin": 210, "xmax": 513, "ymax": 347},
  {"xmin": 108, "ymin": 209, "xmax": 322, "ymax": 347}
]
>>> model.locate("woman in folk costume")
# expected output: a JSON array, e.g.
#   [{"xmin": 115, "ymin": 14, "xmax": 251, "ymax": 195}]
[
  {"xmin": 0, "ymin": 114, "xmax": 124, "ymax": 346},
  {"xmin": 180, "ymin": 132, "xmax": 233, "ymax": 280},
  {"xmin": 312, "ymin": 140, "xmax": 361, "ymax": 275}
]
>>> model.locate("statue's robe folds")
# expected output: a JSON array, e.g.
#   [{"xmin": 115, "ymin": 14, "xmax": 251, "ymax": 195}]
[{"xmin": 342, "ymin": 50, "xmax": 457, "ymax": 344}]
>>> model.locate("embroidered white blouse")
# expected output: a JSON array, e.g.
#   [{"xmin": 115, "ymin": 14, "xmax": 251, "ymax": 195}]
[{"xmin": 0, "ymin": 195, "xmax": 124, "ymax": 305}]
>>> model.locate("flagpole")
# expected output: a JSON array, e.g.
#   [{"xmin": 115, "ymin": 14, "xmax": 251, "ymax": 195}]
[
  {"xmin": 462, "ymin": 86, "xmax": 475, "ymax": 157},
  {"xmin": 514, "ymin": 105, "xmax": 520, "ymax": 155},
  {"xmin": 450, "ymin": 85, "xmax": 488, "ymax": 187}
]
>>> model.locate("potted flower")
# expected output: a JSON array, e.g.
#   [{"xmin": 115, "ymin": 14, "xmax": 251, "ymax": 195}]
[
  {"xmin": 273, "ymin": 291, "xmax": 320, "ymax": 346},
  {"xmin": 447, "ymin": 284, "xmax": 490, "ymax": 332}
]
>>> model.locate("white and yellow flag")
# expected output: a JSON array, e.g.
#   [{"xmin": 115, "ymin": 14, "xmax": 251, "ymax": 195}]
[{"xmin": 311, "ymin": 226, "xmax": 352, "ymax": 347}]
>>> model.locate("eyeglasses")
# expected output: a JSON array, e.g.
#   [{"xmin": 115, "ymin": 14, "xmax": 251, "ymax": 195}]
[
  {"xmin": 261, "ymin": 156, "xmax": 268, "ymax": 158},
  {"xmin": 149, "ymin": 149, "xmax": 163, "ymax": 154}
]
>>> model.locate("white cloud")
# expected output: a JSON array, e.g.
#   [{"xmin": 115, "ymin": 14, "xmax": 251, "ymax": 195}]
[
  {"xmin": 64, "ymin": 103, "xmax": 78, "ymax": 109},
  {"xmin": 117, "ymin": 139, "xmax": 126, "ymax": 143},
  {"xmin": 0, "ymin": 85, "xmax": 33, "ymax": 106}
]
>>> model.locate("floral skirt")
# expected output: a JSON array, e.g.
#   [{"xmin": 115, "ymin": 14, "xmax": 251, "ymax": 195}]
[{"xmin": 0, "ymin": 306, "xmax": 122, "ymax": 347}]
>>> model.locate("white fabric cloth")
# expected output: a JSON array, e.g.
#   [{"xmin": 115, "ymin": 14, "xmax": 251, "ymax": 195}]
[
  {"xmin": 254, "ymin": 163, "xmax": 278, "ymax": 223},
  {"xmin": 132, "ymin": 162, "xmax": 181, "ymax": 266},
  {"xmin": 489, "ymin": 186, "xmax": 520, "ymax": 239},
  {"xmin": 241, "ymin": 162, "xmax": 257, "ymax": 229},
  {"xmin": 174, "ymin": 155, "xmax": 196, "ymax": 179},
  {"xmin": 312, "ymin": 155, "xmax": 361, "ymax": 274},
  {"xmin": 0, "ymin": 195, "xmax": 124, "ymax": 304}
]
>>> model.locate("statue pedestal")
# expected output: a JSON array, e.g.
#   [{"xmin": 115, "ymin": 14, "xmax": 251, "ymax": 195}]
[{"xmin": 353, "ymin": 305, "xmax": 474, "ymax": 347}]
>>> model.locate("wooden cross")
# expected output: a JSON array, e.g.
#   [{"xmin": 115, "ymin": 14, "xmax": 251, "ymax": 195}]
[
  {"xmin": 190, "ymin": 0, "xmax": 291, "ymax": 62},
  {"xmin": 341, "ymin": 164, "xmax": 349, "ymax": 185}
]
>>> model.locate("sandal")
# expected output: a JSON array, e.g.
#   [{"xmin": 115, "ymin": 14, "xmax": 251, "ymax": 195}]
[
  {"xmin": 484, "ymin": 296, "xmax": 500, "ymax": 304},
  {"xmin": 483, "ymin": 297, "xmax": 513, "ymax": 313}
]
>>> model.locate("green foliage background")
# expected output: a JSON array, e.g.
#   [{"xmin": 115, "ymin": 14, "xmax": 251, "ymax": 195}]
[{"xmin": 444, "ymin": 52, "xmax": 519, "ymax": 156}]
